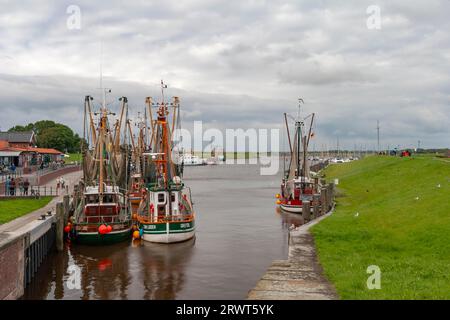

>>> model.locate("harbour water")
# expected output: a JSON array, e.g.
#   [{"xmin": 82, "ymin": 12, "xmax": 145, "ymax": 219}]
[{"xmin": 23, "ymin": 164, "xmax": 304, "ymax": 300}]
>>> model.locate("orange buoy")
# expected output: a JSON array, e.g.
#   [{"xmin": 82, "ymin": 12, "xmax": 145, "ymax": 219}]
[
  {"xmin": 275, "ymin": 194, "xmax": 281, "ymax": 199},
  {"xmin": 98, "ymin": 224, "xmax": 107, "ymax": 234},
  {"xmin": 106, "ymin": 225, "xmax": 112, "ymax": 233},
  {"xmin": 276, "ymin": 200, "xmax": 282, "ymax": 205},
  {"xmin": 132, "ymin": 230, "xmax": 140, "ymax": 239},
  {"xmin": 64, "ymin": 225, "xmax": 71, "ymax": 233}
]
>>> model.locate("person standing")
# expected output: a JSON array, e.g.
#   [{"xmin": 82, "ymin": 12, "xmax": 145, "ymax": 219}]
[
  {"xmin": 5, "ymin": 177, "xmax": 10, "ymax": 196},
  {"xmin": 24, "ymin": 178, "xmax": 30, "ymax": 196},
  {"xmin": 10, "ymin": 178, "xmax": 16, "ymax": 196},
  {"xmin": 18, "ymin": 178, "xmax": 24, "ymax": 196},
  {"xmin": 56, "ymin": 177, "xmax": 61, "ymax": 195}
]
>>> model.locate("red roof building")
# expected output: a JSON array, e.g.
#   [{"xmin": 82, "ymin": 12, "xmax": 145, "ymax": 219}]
[{"xmin": 0, "ymin": 140, "xmax": 63, "ymax": 168}]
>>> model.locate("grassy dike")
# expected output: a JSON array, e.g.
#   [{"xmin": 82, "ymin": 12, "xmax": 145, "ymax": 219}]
[
  {"xmin": 311, "ymin": 155, "xmax": 450, "ymax": 299},
  {"xmin": 0, "ymin": 197, "xmax": 53, "ymax": 224}
]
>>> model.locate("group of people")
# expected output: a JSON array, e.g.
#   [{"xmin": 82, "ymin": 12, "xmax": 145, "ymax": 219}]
[
  {"xmin": 3, "ymin": 176, "xmax": 30, "ymax": 196},
  {"xmin": 56, "ymin": 177, "xmax": 66, "ymax": 192},
  {"xmin": 0, "ymin": 163, "xmax": 16, "ymax": 174}
]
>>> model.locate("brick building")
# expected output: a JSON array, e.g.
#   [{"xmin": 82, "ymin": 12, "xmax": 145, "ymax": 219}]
[{"xmin": 0, "ymin": 131, "xmax": 63, "ymax": 168}]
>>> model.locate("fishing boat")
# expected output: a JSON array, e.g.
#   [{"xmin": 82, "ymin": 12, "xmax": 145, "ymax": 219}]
[
  {"xmin": 129, "ymin": 174, "xmax": 144, "ymax": 215},
  {"xmin": 205, "ymin": 147, "xmax": 220, "ymax": 165},
  {"xmin": 127, "ymin": 111, "xmax": 150, "ymax": 216},
  {"xmin": 181, "ymin": 153, "xmax": 205, "ymax": 166},
  {"xmin": 136, "ymin": 81, "xmax": 196, "ymax": 243},
  {"xmin": 277, "ymin": 99, "xmax": 321, "ymax": 214},
  {"xmin": 70, "ymin": 94, "xmax": 132, "ymax": 245}
]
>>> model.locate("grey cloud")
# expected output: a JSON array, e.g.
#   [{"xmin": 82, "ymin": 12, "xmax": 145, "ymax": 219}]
[{"xmin": 0, "ymin": 0, "xmax": 449, "ymax": 150}]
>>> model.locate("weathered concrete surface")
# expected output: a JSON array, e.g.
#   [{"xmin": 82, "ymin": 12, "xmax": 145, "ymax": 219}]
[
  {"xmin": 248, "ymin": 212, "xmax": 338, "ymax": 300},
  {"xmin": 0, "ymin": 233, "xmax": 25, "ymax": 300}
]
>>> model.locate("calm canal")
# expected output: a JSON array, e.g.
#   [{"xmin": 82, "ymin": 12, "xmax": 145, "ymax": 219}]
[{"xmin": 23, "ymin": 164, "xmax": 304, "ymax": 300}]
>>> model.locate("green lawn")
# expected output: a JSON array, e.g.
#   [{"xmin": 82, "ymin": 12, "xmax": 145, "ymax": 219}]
[
  {"xmin": 66, "ymin": 153, "xmax": 82, "ymax": 163},
  {"xmin": 0, "ymin": 197, "xmax": 53, "ymax": 224},
  {"xmin": 312, "ymin": 155, "xmax": 450, "ymax": 299}
]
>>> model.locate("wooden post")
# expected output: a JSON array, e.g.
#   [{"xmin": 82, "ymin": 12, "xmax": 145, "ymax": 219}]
[
  {"xmin": 320, "ymin": 187, "xmax": 328, "ymax": 215},
  {"xmin": 73, "ymin": 185, "xmax": 79, "ymax": 210},
  {"xmin": 327, "ymin": 183, "xmax": 334, "ymax": 211},
  {"xmin": 55, "ymin": 202, "xmax": 64, "ymax": 252},
  {"xmin": 302, "ymin": 200, "xmax": 311, "ymax": 221},
  {"xmin": 313, "ymin": 194, "xmax": 320, "ymax": 219},
  {"xmin": 63, "ymin": 195, "xmax": 70, "ymax": 225}
]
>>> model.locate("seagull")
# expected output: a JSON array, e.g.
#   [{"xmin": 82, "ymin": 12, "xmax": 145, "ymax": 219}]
[
  {"xmin": 437, "ymin": 184, "xmax": 441, "ymax": 188},
  {"xmin": 415, "ymin": 196, "xmax": 419, "ymax": 200},
  {"xmin": 354, "ymin": 212, "xmax": 359, "ymax": 217}
]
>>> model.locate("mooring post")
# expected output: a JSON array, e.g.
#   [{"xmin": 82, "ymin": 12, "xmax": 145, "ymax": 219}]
[
  {"xmin": 320, "ymin": 187, "xmax": 328, "ymax": 215},
  {"xmin": 313, "ymin": 194, "xmax": 320, "ymax": 219},
  {"xmin": 302, "ymin": 200, "xmax": 311, "ymax": 221},
  {"xmin": 314, "ymin": 177, "xmax": 319, "ymax": 193},
  {"xmin": 327, "ymin": 183, "xmax": 334, "ymax": 211},
  {"xmin": 55, "ymin": 202, "xmax": 64, "ymax": 252},
  {"xmin": 73, "ymin": 185, "xmax": 79, "ymax": 209},
  {"xmin": 63, "ymin": 195, "xmax": 70, "ymax": 225}
]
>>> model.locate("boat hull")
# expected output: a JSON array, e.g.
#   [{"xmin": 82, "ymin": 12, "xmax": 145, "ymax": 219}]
[
  {"xmin": 279, "ymin": 203, "xmax": 314, "ymax": 214},
  {"xmin": 72, "ymin": 228, "xmax": 132, "ymax": 245},
  {"xmin": 140, "ymin": 220, "xmax": 195, "ymax": 244}
]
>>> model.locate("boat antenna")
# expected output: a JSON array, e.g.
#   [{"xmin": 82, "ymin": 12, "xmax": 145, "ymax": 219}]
[
  {"xmin": 99, "ymin": 41, "xmax": 112, "ymax": 110},
  {"xmin": 161, "ymin": 79, "xmax": 168, "ymax": 104}
]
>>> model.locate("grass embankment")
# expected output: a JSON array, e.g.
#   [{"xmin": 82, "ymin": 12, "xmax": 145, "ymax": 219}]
[
  {"xmin": 67, "ymin": 153, "xmax": 82, "ymax": 163},
  {"xmin": 0, "ymin": 197, "xmax": 53, "ymax": 224},
  {"xmin": 312, "ymin": 155, "xmax": 450, "ymax": 299}
]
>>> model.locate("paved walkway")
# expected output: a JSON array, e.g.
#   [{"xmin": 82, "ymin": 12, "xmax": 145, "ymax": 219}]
[
  {"xmin": 0, "ymin": 170, "xmax": 82, "ymax": 234},
  {"xmin": 247, "ymin": 212, "xmax": 338, "ymax": 300}
]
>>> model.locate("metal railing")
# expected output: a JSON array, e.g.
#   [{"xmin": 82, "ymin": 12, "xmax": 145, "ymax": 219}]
[
  {"xmin": 1, "ymin": 185, "xmax": 63, "ymax": 198},
  {"xmin": 0, "ymin": 168, "xmax": 23, "ymax": 181}
]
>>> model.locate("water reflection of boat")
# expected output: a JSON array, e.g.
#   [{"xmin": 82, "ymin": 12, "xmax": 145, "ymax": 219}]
[
  {"xmin": 137, "ymin": 238, "xmax": 195, "ymax": 299},
  {"xmin": 276, "ymin": 207, "xmax": 305, "ymax": 230}
]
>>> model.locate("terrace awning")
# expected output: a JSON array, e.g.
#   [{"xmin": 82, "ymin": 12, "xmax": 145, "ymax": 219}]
[{"xmin": 0, "ymin": 151, "xmax": 22, "ymax": 157}]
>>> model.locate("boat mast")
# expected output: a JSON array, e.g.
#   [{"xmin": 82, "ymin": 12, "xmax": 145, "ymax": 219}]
[
  {"xmin": 99, "ymin": 104, "xmax": 105, "ymax": 202},
  {"xmin": 297, "ymin": 98, "xmax": 304, "ymax": 179}
]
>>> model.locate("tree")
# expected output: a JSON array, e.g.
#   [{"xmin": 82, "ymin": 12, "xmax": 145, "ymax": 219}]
[{"xmin": 8, "ymin": 120, "xmax": 82, "ymax": 153}]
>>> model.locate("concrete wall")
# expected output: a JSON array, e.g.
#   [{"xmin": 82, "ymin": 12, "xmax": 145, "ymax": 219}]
[{"xmin": 0, "ymin": 234, "xmax": 26, "ymax": 300}]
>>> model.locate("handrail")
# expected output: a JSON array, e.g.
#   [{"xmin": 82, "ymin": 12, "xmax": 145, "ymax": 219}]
[{"xmin": 1, "ymin": 185, "xmax": 59, "ymax": 197}]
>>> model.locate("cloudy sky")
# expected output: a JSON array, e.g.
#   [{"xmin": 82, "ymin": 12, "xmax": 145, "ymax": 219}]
[{"xmin": 0, "ymin": 0, "xmax": 449, "ymax": 151}]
